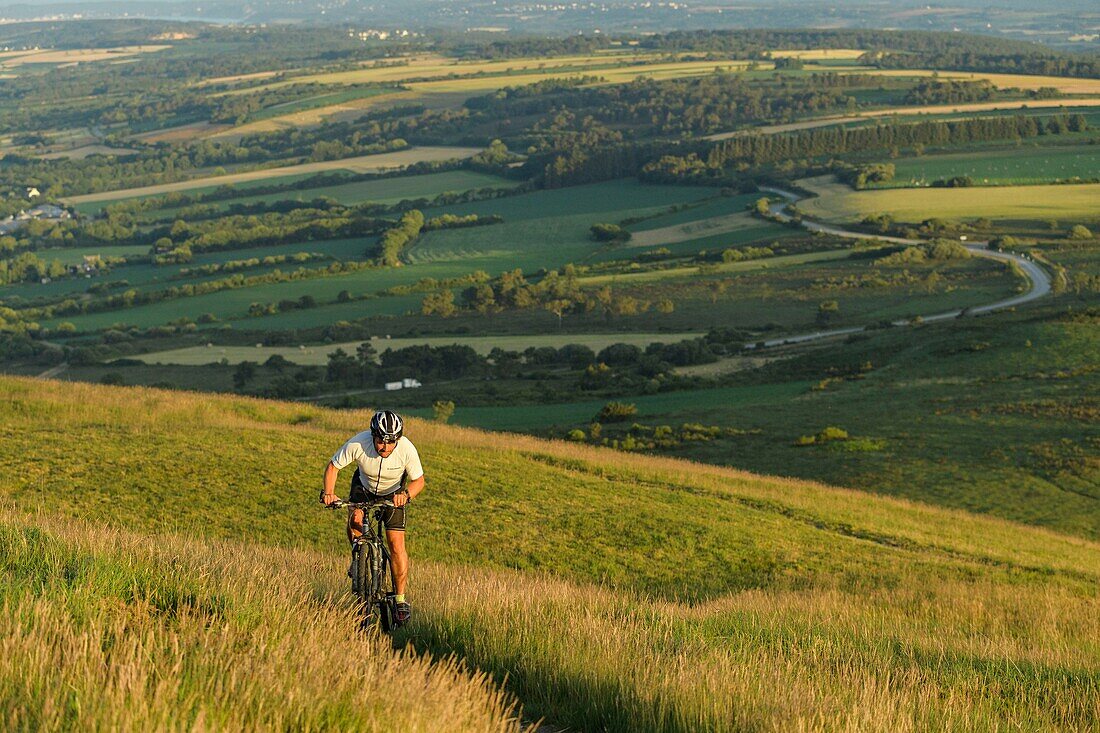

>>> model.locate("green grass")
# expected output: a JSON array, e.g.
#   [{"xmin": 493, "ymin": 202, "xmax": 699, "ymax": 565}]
[
  {"xmin": 0, "ymin": 376, "xmax": 1097, "ymax": 731},
  {"xmin": 70, "ymin": 173, "xmax": 325, "ymax": 216},
  {"xmin": 147, "ymin": 170, "xmax": 520, "ymax": 213},
  {"xmin": 408, "ymin": 381, "xmax": 811, "ymax": 431},
  {"xmin": 444, "ymin": 306, "xmax": 1100, "ymax": 541},
  {"xmin": 872, "ymin": 145, "xmax": 1100, "ymax": 188}
]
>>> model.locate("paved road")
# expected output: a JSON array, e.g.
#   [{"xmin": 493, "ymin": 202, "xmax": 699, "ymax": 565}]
[{"xmin": 745, "ymin": 187, "xmax": 1052, "ymax": 349}]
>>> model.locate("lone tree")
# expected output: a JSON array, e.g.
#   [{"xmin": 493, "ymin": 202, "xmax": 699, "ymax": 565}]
[
  {"xmin": 596, "ymin": 401, "xmax": 637, "ymax": 423},
  {"xmin": 432, "ymin": 400, "xmax": 455, "ymax": 424},
  {"xmin": 816, "ymin": 300, "xmax": 840, "ymax": 327},
  {"xmin": 590, "ymin": 223, "xmax": 631, "ymax": 243},
  {"xmin": 233, "ymin": 361, "xmax": 257, "ymax": 389}
]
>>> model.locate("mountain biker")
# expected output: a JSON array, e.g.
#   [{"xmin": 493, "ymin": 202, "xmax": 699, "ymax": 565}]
[{"xmin": 320, "ymin": 410, "xmax": 424, "ymax": 625}]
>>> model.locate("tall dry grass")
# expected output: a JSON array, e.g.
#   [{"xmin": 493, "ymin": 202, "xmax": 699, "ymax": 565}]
[
  {"xmin": 410, "ymin": 564, "xmax": 1100, "ymax": 732},
  {"xmin": 0, "ymin": 508, "xmax": 529, "ymax": 732}
]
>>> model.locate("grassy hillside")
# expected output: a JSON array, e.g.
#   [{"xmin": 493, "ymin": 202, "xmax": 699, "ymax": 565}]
[
  {"xmin": 1, "ymin": 376, "xmax": 1097, "ymax": 730},
  {"xmin": 0, "ymin": 509, "xmax": 526, "ymax": 731}
]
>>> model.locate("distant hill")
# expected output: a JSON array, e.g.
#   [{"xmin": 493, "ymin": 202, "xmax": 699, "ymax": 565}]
[{"xmin": 1, "ymin": 376, "xmax": 1097, "ymax": 730}]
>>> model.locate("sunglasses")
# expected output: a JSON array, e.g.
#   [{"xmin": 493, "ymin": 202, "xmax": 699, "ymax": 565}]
[{"xmin": 374, "ymin": 436, "xmax": 398, "ymax": 446}]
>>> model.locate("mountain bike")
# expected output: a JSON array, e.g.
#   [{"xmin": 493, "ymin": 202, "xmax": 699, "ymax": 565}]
[{"xmin": 327, "ymin": 498, "xmax": 400, "ymax": 632}]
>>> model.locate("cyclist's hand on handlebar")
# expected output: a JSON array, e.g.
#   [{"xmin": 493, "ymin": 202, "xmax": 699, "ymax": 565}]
[
  {"xmin": 392, "ymin": 490, "xmax": 408, "ymax": 508},
  {"xmin": 319, "ymin": 490, "xmax": 340, "ymax": 507}
]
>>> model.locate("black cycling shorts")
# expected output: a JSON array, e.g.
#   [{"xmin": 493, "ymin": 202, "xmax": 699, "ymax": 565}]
[{"xmin": 349, "ymin": 469, "xmax": 406, "ymax": 531}]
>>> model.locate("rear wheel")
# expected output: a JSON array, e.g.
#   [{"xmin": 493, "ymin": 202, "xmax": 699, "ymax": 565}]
[
  {"xmin": 378, "ymin": 553, "xmax": 395, "ymax": 633},
  {"xmin": 354, "ymin": 541, "xmax": 372, "ymax": 604}
]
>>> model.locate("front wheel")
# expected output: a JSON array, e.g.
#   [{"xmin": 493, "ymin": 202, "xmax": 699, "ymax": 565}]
[
  {"xmin": 358, "ymin": 542, "xmax": 385, "ymax": 630},
  {"xmin": 353, "ymin": 541, "xmax": 372, "ymax": 604}
]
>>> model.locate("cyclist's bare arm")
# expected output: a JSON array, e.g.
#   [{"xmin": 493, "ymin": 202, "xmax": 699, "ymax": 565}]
[
  {"xmin": 393, "ymin": 474, "xmax": 425, "ymax": 507},
  {"xmin": 321, "ymin": 461, "xmax": 340, "ymax": 505}
]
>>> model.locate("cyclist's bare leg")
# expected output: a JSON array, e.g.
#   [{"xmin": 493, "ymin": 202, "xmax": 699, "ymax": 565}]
[
  {"xmin": 387, "ymin": 529, "xmax": 408, "ymax": 595},
  {"xmin": 347, "ymin": 507, "xmax": 365, "ymax": 544}
]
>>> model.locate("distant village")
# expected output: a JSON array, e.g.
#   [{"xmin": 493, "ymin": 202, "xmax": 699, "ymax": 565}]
[{"xmin": 0, "ymin": 186, "xmax": 73, "ymax": 237}]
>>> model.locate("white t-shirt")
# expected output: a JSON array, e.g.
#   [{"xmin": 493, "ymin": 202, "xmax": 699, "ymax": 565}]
[{"xmin": 331, "ymin": 432, "xmax": 424, "ymax": 495}]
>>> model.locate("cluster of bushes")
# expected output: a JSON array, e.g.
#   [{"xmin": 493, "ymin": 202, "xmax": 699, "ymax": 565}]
[
  {"xmin": 902, "ymin": 79, "xmax": 996, "ymax": 106},
  {"xmin": 423, "ymin": 213, "xmax": 503, "ymax": 231},
  {"xmin": 377, "ymin": 210, "xmax": 424, "ymax": 266},
  {"xmin": 0, "ymin": 251, "xmax": 67, "ymax": 285},
  {"xmin": 137, "ymin": 208, "xmax": 387, "ymax": 257},
  {"xmin": 721, "ymin": 245, "xmax": 775, "ymax": 263},
  {"xmin": 930, "ymin": 176, "xmax": 974, "ymax": 188},
  {"xmin": 567, "ymin": 419, "xmax": 756, "ymax": 452},
  {"xmin": 793, "ymin": 426, "xmax": 849, "ymax": 446},
  {"xmin": 590, "ymin": 223, "xmax": 631, "ymax": 243},
  {"xmin": 248, "ymin": 295, "xmax": 318, "ymax": 317},
  {"xmin": 836, "ymin": 163, "xmax": 895, "ymax": 189},
  {"xmin": 175, "ymin": 251, "xmax": 325, "ymax": 278},
  {"xmin": 23, "ymin": 261, "xmax": 372, "ymax": 321},
  {"xmin": 875, "ymin": 240, "xmax": 971, "ymax": 266}
]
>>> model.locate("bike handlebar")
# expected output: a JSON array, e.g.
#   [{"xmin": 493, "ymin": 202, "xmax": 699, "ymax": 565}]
[{"xmin": 327, "ymin": 498, "xmax": 397, "ymax": 510}]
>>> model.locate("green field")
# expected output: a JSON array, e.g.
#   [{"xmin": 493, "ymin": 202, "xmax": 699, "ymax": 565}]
[
  {"xmin": 872, "ymin": 145, "xmax": 1100, "ymax": 188},
  {"xmin": 64, "ymin": 146, "xmax": 483, "ymax": 211},
  {"xmin": 145, "ymin": 170, "xmax": 521, "ymax": 214},
  {"xmin": 797, "ymin": 175, "xmax": 1100, "ymax": 223},
  {"xmin": 47, "ymin": 181, "xmax": 744, "ymax": 330},
  {"xmin": 2, "ymin": 237, "xmax": 373, "ymax": 304},
  {"xmin": 70, "ymin": 173, "xmax": 325, "ymax": 216},
  {"xmin": 1, "ymin": 376, "xmax": 1097, "ymax": 731}
]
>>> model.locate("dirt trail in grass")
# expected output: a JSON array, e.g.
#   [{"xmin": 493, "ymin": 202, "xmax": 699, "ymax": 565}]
[{"xmin": 746, "ymin": 185, "xmax": 1052, "ymax": 348}]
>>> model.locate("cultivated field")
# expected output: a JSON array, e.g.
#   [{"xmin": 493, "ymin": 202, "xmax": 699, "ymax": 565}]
[
  {"xmin": 406, "ymin": 59, "xmax": 763, "ymax": 94},
  {"xmin": 129, "ymin": 121, "xmax": 231, "ymax": 144},
  {"xmin": 706, "ymin": 99, "xmax": 1100, "ymax": 140},
  {"xmin": 206, "ymin": 90, "xmax": 422, "ymax": 139},
  {"xmin": 239, "ymin": 53, "xmax": 751, "ymax": 91},
  {"xmin": 795, "ymin": 174, "xmax": 1100, "ymax": 223},
  {"xmin": 167, "ymin": 169, "xmax": 519, "ymax": 211},
  {"xmin": 62, "ymin": 146, "xmax": 484, "ymax": 205},
  {"xmin": 1, "ymin": 377, "xmax": 1097, "ymax": 731},
  {"xmin": 770, "ymin": 48, "xmax": 866, "ymax": 60},
  {"xmin": 873, "ymin": 144, "xmax": 1100, "ymax": 187},
  {"xmin": 37, "ymin": 144, "xmax": 139, "ymax": 160},
  {"xmin": 627, "ymin": 212, "xmax": 762, "ymax": 248},
  {"xmin": 838, "ymin": 68, "xmax": 1100, "ymax": 95},
  {"xmin": 0, "ymin": 45, "xmax": 169, "ymax": 68}
]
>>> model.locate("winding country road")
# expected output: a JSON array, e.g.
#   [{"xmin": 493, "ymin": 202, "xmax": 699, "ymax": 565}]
[{"xmin": 744, "ymin": 186, "xmax": 1052, "ymax": 349}]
